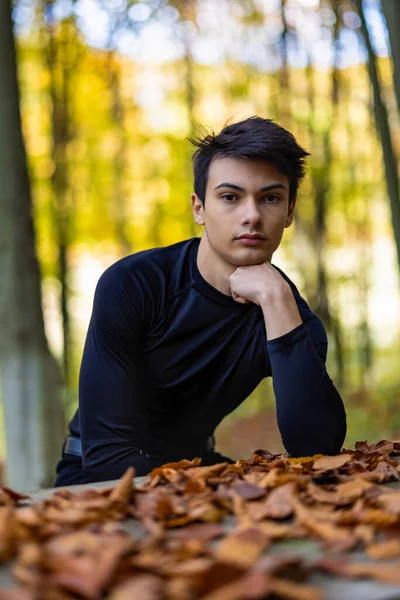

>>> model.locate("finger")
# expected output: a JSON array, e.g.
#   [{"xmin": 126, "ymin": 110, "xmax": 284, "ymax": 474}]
[
  {"xmin": 231, "ymin": 290, "xmax": 249, "ymax": 304},
  {"xmin": 235, "ymin": 295, "xmax": 250, "ymax": 304}
]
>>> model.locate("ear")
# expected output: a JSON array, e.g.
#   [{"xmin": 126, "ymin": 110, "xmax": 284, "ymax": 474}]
[
  {"xmin": 285, "ymin": 196, "xmax": 296, "ymax": 228},
  {"xmin": 192, "ymin": 193, "xmax": 205, "ymax": 226}
]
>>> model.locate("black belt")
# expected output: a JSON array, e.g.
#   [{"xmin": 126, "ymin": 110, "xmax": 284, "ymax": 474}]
[
  {"xmin": 63, "ymin": 436, "xmax": 82, "ymax": 457},
  {"xmin": 63, "ymin": 435, "xmax": 214, "ymax": 460}
]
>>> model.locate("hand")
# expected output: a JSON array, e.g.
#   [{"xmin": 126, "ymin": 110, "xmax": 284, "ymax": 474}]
[
  {"xmin": 229, "ymin": 263, "xmax": 303, "ymax": 339},
  {"xmin": 229, "ymin": 263, "xmax": 292, "ymax": 306}
]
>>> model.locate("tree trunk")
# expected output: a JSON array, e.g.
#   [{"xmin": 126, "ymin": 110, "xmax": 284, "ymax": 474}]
[
  {"xmin": 382, "ymin": 0, "xmax": 400, "ymax": 113},
  {"xmin": 45, "ymin": 11, "xmax": 73, "ymax": 388},
  {"xmin": 355, "ymin": 0, "xmax": 400, "ymax": 275},
  {"xmin": 278, "ymin": 0, "xmax": 290, "ymax": 124},
  {"xmin": 0, "ymin": 0, "xmax": 65, "ymax": 490},
  {"xmin": 107, "ymin": 50, "xmax": 131, "ymax": 256},
  {"xmin": 178, "ymin": 0, "xmax": 198, "ymax": 237},
  {"xmin": 305, "ymin": 5, "xmax": 345, "ymax": 387}
]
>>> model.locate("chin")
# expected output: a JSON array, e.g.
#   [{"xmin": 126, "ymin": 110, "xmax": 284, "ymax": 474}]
[{"xmin": 232, "ymin": 249, "xmax": 269, "ymax": 266}]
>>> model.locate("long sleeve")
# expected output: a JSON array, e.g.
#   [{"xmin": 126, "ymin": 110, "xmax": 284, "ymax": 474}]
[
  {"xmin": 79, "ymin": 263, "xmax": 151, "ymax": 482},
  {"xmin": 266, "ymin": 287, "xmax": 347, "ymax": 457}
]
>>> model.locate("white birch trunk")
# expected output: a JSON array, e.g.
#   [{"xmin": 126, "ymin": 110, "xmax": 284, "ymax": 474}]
[{"xmin": 0, "ymin": 0, "xmax": 65, "ymax": 491}]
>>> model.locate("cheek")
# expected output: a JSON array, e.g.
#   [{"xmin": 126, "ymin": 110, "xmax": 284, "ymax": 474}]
[
  {"xmin": 265, "ymin": 212, "xmax": 287, "ymax": 242},
  {"xmin": 204, "ymin": 209, "xmax": 231, "ymax": 234}
]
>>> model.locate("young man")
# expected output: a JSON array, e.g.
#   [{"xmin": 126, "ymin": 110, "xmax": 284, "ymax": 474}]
[{"xmin": 55, "ymin": 116, "xmax": 346, "ymax": 486}]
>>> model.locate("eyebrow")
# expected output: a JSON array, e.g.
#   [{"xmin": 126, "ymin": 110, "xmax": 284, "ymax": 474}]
[{"xmin": 214, "ymin": 182, "xmax": 287, "ymax": 192}]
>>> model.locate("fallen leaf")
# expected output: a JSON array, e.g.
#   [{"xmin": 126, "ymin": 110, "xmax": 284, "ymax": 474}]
[
  {"xmin": 172, "ymin": 522, "xmax": 225, "ymax": 543},
  {"xmin": 268, "ymin": 577, "xmax": 323, "ymax": 600},
  {"xmin": 315, "ymin": 558, "xmax": 400, "ymax": 584},
  {"xmin": 260, "ymin": 483, "xmax": 296, "ymax": 519},
  {"xmin": 109, "ymin": 467, "xmax": 135, "ymax": 507},
  {"xmin": 312, "ymin": 454, "xmax": 351, "ymax": 471},
  {"xmin": 230, "ymin": 482, "xmax": 266, "ymax": 501},
  {"xmin": 0, "ymin": 507, "xmax": 17, "ymax": 562},
  {"xmin": 294, "ymin": 501, "xmax": 356, "ymax": 551},
  {"xmin": 109, "ymin": 574, "xmax": 164, "ymax": 599},
  {"xmin": 215, "ymin": 528, "xmax": 269, "ymax": 567},
  {"xmin": 374, "ymin": 490, "xmax": 400, "ymax": 515},
  {"xmin": 306, "ymin": 478, "xmax": 373, "ymax": 506},
  {"xmin": 366, "ymin": 539, "xmax": 400, "ymax": 559}
]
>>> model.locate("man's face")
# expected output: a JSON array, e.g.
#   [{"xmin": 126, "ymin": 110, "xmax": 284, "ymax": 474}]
[{"xmin": 192, "ymin": 157, "xmax": 295, "ymax": 266}]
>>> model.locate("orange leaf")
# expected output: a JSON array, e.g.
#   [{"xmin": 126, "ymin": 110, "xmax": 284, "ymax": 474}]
[
  {"xmin": 215, "ymin": 528, "xmax": 269, "ymax": 568},
  {"xmin": 109, "ymin": 574, "xmax": 163, "ymax": 599},
  {"xmin": 366, "ymin": 539, "xmax": 400, "ymax": 559},
  {"xmin": 312, "ymin": 454, "xmax": 352, "ymax": 471}
]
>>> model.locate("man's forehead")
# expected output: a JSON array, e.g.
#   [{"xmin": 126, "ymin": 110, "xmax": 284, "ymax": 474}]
[{"xmin": 207, "ymin": 157, "xmax": 289, "ymax": 187}]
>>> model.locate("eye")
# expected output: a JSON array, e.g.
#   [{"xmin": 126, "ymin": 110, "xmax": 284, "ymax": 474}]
[
  {"xmin": 221, "ymin": 193, "xmax": 238, "ymax": 202},
  {"xmin": 263, "ymin": 194, "xmax": 280, "ymax": 203}
]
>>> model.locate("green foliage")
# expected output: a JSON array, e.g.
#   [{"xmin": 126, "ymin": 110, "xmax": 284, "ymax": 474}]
[{"xmin": 8, "ymin": 0, "xmax": 400, "ymax": 459}]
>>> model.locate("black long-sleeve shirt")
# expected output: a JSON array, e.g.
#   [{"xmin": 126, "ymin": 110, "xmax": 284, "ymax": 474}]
[{"xmin": 68, "ymin": 237, "xmax": 346, "ymax": 482}]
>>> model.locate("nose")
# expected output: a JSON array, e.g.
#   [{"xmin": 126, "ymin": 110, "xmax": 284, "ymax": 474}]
[{"xmin": 241, "ymin": 197, "xmax": 262, "ymax": 227}]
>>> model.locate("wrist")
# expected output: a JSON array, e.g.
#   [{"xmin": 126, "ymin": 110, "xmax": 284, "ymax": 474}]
[{"xmin": 258, "ymin": 282, "xmax": 292, "ymax": 310}]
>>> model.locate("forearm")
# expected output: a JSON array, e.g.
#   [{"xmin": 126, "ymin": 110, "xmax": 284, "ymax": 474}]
[
  {"xmin": 260, "ymin": 286, "xmax": 302, "ymax": 340},
  {"xmin": 79, "ymin": 323, "xmax": 141, "ymax": 482},
  {"xmin": 267, "ymin": 325, "xmax": 347, "ymax": 457},
  {"xmin": 82, "ymin": 438, "xmax": 144, "ymax": 482}
]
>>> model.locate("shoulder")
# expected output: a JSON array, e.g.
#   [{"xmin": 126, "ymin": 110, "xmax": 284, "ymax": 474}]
[
  {"xmin": 97, "ymin": 238, "xmax": 196, "ymax": 294},
  {"xmin": 93, "ymin": 239, "xmax": 197, "ymax": 327}
]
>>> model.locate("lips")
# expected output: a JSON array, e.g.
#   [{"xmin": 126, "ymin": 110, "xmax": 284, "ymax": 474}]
[{"xmin": 236, "ymin": 234, "xmax": 265, "ymax": 246}]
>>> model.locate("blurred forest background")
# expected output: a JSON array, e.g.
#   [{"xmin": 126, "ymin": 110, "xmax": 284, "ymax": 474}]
[{"xmin": 1, "ymin": 0, "xmax": 400, "ymax": 489}]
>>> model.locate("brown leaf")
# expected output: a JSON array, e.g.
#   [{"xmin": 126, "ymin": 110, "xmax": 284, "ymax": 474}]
[
  {"xmin": 230, "ymin": 482, "xmax": 266, "ymax": 501},
  {"xmin": 199, "ymin": 571, "xmax": 272, "ymax": 600},
  {"xmin": 172, "ymin": 522, "xmax": 225, "ymax": 543},
  {"xmin": 250, "ymin": 449, "xmax": 277, "ymax": 461},
  {"xmin": 0, "ymin": 487, "xmax": 30, "ymax": 506},
  {"xmin": 350, "ymin": 502, "xmax": 399, "ymax": 527},
  {"xmin": 109, "ymin": 467, "xmax": 135, "ymax": 507},
  {"xmin": 258, "ymin": 520, "xmax": 305, "ymax": 540},
  {"xmin": 165, "ymin": 577, "xmax": 195, "ymax": 600},
  {"xmin": 149, "ymin": 458, "xmax": 202, "ymax": 480},
  {"xmin": 355, "ymin": 440, "xmax": 396, "ymax": 458},
  {"xmin": 306, "ymin": 478, "xmax": 373, "ymax": 506},
  {"xmin": 268, "ymin": 577, "xmax": 322, "ymax": 600},
  {"xmin": 312, "ymin": 454, "xmax": 352, "ymax": 471},
  {"xmin": 160, "ymin": 556, "xmax": 214, "ymax": 577},
  {"xmin": 184, "ymin": 463, "xmax": 229, "ymax": 482},
  {"xmin": 0, "ymin": 506, "xmax": 17, "ymax": 562},
  {"xmin": 255, "ymin": 554, "xmax": 308, "ymax": 578},
  {"xmin": 243, "ymin": 472, "xmax": 268, "ymax": 486},
  {"xmin": 215, "ymin": 528, "xmax": 269, "ymax": 568},
  {"xmin": 294, "ymin": 501, "xmax": 357, "ymax": 551},
  {"xmin": 261, "ymin": 483, "xmax": 296, "ymax": 519},
  {"xmin": 316, "ymin": 558, "xmax": 400, "ymax": 584},
  {"xmin": 43, "ymin": 530, "xmax": 135, "ymax": 598},
  {"xmin": 109, "ymin": 574, "xmax": 164, "ymax": 600},
  {"xmin": 12, "ymin": 543, "xmax": 42, "ymax": 587},
  {"xmin": 258, "ymin": 469, "xmax": 280, "ymax": 489},
  {"xmin": 366, "ymin": 539, "xmax": 400, "ymax": 559},
  {"xmin": 353, "ymin": 524, "xmax": 375, "ymax": 545},
  {"xmin": 375, "ymin": 490, "xmax": 400, "ymax": 515},
  {"xmin": 191, "ymin": 560, "xmax": 246, "ymax": 596}
]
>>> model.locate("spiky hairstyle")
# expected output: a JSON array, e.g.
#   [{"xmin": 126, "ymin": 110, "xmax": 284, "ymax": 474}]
[{"xmin": 190, "ymin": 116, "xmax": 310, "ymax": 204}]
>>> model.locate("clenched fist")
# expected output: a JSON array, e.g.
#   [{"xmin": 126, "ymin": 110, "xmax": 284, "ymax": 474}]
[
  {"xmin": 229, "ymin": 263, "xmax": 303, "ymax": 339},
  {"xmin": 229, "ymin": 262, "xmax": 291, "ymax": 305}
]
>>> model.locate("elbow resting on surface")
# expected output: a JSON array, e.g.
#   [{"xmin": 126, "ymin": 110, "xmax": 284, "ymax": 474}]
[{"xmin": 280, "ymin": 415, "xmax": 347, "ymax": 458}]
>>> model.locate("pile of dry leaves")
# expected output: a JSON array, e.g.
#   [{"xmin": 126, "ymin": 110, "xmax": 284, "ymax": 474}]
[{"xmin": 0, "ymin": 440, "xmax": 399, "ymax": 599}]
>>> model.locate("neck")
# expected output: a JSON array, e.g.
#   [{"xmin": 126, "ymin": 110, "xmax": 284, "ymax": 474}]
[{"xmin": 197, "ymin": 233, "xmax": 235, "ymax": 296}]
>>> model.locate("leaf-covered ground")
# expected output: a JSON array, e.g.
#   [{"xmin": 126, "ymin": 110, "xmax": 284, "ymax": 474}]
[{"xmin": 0, "ymin": 440, "xmax": 399, "ymax": 599}]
